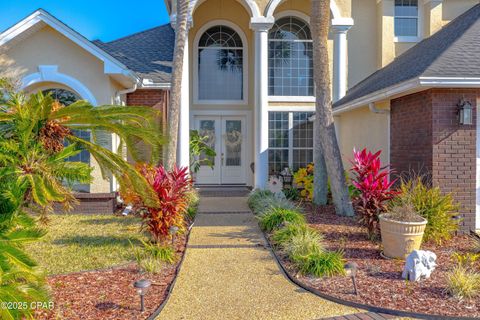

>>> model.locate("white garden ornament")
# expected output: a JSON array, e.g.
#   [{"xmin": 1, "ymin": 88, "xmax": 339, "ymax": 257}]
[
  {"xmin": 402, "ymin": 250, "xmax": 437, "ymax": 282},
  {"xmin": 267, "ymin": 176, "xmax": 284, "ymax": 196}
]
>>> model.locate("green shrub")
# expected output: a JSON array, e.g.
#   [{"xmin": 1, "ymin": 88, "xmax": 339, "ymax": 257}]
[
  {"xmin": 251, "ymin": 196, "xmax": 298, "ymax": 216},
  {"xmin": 185, "ymin": 189, "xmax": 200, "ymax": 221},
  {"xmin": 393, "ymin": 178, "xmax": 459, "ymax": 244},
  {"xmin": 283, "ymin": 188, "xmax": 300, "ymax": 201},
  {"xmin": 133, "ymin": 241, "xmax": 176, "ymax": 273},
  {"xmin": 298, "ymin": 251, "xmax": 345, "ymax": 277},
  {"xmin": 272, "ymin": 224, "xmax": 318, "ymax": 249},
  {"xmin": 445, "ymin": 266, "xmax": 480, "ymax": 299},
  {"xmin": 285, "ymin": 230, "xmax": 324, "ymax": 263},
  {"xmin": 248, "ymin": 189, "xmax": 274, "ymax": 207},
  {"xmin": 259, "ymin": 208, "xmax": 305, "ymax": 232}
]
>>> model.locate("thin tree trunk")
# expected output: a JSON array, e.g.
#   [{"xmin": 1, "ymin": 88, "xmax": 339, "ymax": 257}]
[
  {"xmin": 313, "ymin": 128, "xmax": 328, "ymax": 205},
  {"xmin": 311, "ymin": 0, "xmax": 354, "ymax": 216},
  {"xmin": 165, "ymin": 0, "xmax": 189, "ymax": 170}
]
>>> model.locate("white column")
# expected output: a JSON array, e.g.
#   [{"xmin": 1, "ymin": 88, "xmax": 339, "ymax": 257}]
[
  {"xmin": 177, "ymin": 32, "xmax": 190, "ymax": 169},
  {"xmin": 251, "ymin": 19, "xmax": 273, "ymax": 189},
  {"xmin": 331, "ymin": 19, "xmax": 353, "ymax": 102}
]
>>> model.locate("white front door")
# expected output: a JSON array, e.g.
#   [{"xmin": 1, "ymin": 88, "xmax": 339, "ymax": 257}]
[{"xmin": 194, "ymin": 116, "xmax": 246, "ymax": 185}]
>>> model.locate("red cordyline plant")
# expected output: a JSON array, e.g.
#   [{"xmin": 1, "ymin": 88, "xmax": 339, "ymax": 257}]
[
  {"xmin": 122, "ymin": 164, "xmax": 192, "ymax": 243},
  {"xmin": 350, "ymin": 148, "xmax": 399, "ymax": 240}
]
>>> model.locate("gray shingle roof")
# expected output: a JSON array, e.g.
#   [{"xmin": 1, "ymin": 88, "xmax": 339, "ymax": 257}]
[
  {"xmin": 94, "ymin": 23, "xmax": 174, "ymax": 84},
  {"xmin": 334, "ymin": 4, "xmax": 480, "ymax": 108}
]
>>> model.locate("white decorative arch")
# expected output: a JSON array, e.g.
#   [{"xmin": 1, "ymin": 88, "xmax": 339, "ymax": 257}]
[
  {"xmin": 273, "ymin": 10, "xmax": 311, "ymax": 24},
  {"xmin": 191, "ymin": 0, "xmax": 261, "ymax": 18},
  {"xmin": 265, "ymin": 0, "xmax": 341, "ymax": 20},
  {"xmin": 192, "ymin": 20, "xmax": 249, "ymax": 105},
  {"xmin": 21, "ymin": 65, "xmax": 97, "ymax": 105}
]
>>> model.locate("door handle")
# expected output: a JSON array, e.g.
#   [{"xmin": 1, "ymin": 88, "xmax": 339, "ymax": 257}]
[{"xmin": 221, "ymin": 153, "xmax": 224, "ymax": 165}]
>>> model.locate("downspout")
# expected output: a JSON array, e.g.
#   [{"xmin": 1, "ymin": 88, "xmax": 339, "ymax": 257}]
[{"xmin": 369, "ymin": 102, "xmax": 391, "ymax": 173}]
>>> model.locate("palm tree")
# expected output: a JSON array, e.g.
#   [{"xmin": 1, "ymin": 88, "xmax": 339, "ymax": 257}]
[
  {"xmin": 165, "ymin": 0, "xmax": 190, "ymax": 170},
  {"xmin": 0, "ymin": 87, "xmax": 164, "ymax": 210},
  {"xmin": 311, "ymin": 0, "xmax": 354, "ymax": 216}
]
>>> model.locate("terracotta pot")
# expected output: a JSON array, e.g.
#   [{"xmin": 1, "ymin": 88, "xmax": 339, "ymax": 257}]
[{"xmin": 379, "ymin": 214, "xmax": 427, "ymax": 259}]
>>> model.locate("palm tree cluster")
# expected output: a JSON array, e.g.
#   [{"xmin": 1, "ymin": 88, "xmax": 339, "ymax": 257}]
[{"xmin": 0, "ymin": 78, "xmax": 164, "ymax": 318}]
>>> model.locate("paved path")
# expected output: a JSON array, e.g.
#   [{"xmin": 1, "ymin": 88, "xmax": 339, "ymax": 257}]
[{"xmin": 157, "ymin": 196, "xmax": 360, "ymax": 320}]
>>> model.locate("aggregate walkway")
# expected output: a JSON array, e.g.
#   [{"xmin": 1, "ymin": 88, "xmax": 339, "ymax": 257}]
[{"xmin": 157, "ymin": 196, "xmax": 360, "ymax": 320}]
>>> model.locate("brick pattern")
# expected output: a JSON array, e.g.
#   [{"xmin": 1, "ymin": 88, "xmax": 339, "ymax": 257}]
[
  {"xmin": 54, "ymin": 193, "xmax": 116, "ymax": 214},
  {"xmin": 391, "ymin": 89, "xmax": 478, "ymax": 233}
]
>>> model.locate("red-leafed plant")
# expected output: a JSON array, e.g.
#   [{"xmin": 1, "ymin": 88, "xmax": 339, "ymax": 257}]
[
  {"xmin": 122, "ymin": 164, "xmax": 192, "ymax": 243},
  {"xmin": 350, "ymin": 149, "xmax": 399, "ymax": 239}
]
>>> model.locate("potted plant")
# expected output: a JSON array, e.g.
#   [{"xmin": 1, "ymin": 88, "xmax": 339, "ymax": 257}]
[{"xmin": 379, "ymin": 204, "xmax": 427, "ymax": 259}]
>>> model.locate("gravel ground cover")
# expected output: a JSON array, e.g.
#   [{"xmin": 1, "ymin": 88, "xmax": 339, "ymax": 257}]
[{"xmin": 273, "ymin": 203, "xmax": 479, "ymax": 318}]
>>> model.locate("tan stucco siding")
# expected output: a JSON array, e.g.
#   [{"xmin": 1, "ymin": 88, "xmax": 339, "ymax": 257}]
[
  {"xmin": 337, "ymin": 105, "xmax": 389, "ymax": 168},
  {"xmin": 0, "ymin": 26, "xmax": 126, "ymax": 193}
]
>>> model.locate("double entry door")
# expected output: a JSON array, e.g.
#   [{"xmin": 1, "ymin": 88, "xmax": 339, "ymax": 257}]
[{"xmin": 194, "ymin": 115, "xmax": 246, "ymax": 185}]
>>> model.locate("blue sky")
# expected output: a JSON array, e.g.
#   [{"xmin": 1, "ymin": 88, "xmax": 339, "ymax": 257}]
[{"xmin": 0, "ymin": 0, "xmax": 170, "ymax": 42}]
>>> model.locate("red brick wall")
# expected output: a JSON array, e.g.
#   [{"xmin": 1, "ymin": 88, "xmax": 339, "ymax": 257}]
[{"xmin": 390, "ymin": 89, "xmax": 478, "ymax": 233}]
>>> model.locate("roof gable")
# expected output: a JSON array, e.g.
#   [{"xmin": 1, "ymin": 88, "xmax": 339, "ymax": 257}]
[
  {"xmin": 334, "ymin": 4, "xmax": 480, "ymax": 110},
  {"xmin": 0, "ymin": 9, "xmax": 138, "ymax": 81}
]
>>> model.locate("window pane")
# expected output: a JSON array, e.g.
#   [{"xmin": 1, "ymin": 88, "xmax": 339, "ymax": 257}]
[
  {"xmin": 292, "ymin": 149, "xmax": 313, "ymax": 172},
  {"xmin": 268, "ymin": 17, "xmax": 314, "ymax": 97},
  {"xmin": 293, "ymin": 112, "xmax": 314, "ymax": 148},
  {"xmin": 225, "ymin": 120, "xmax": 242, "ymax": 166},
  {"xmin": 199, "ymin": 120, "xmax": 216, "ymax": 166},
  {"xmin": 268, "ymin": 112, "xmax": 289, "ymax": 148},
  {"xmin": 394, "ymin": 0, "xmax": 418, "ymax": 37},
  {"xmin": 395, "ymin": 18, "xmax": 418, "ymax": 37},
  {"xmin": 198, "ymin": 26, "xmax": 244, "ymax": 101},
  {"xmin": 269, "ymin": 149, "xmax": 288, "ymax": 175}
]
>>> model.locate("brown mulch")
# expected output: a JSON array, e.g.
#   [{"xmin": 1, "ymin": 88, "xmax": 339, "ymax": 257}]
[
  {"xmin": 276, "ymin": 203, "xmax": 480, "ymax": 318},
  {"xmin": 35, "ymin": 232, "xmax": 188, "ymax": 320}
]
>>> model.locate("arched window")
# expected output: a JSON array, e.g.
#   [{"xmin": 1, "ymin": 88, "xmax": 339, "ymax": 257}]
[
  {"xmin": 42, "ymin": 88, "xmax": 90, "ymax": 193},
  {"xmin": 198, "ymin": 25, "xmax": 244, "ymax": 101},
  {"xmin": 268, "ymin": 17, "xmax": 314, "ymax": 97}
]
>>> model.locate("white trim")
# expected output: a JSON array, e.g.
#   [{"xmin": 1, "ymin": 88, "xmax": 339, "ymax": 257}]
[
  {"xmin": 265, "ymin": 0, "xmax": 342, "ymax": 20},
  {"xmin": 334, "ymin": 76, "xmax": 480, "ymax": 115},
  {"xmin": 394, "ymin": 36, "xmax": 421, "ymax": 43},
  {"xmin": 21, "ymin": 65, "xmax": 98, "ymax": 105},
  {"xmin": 268, "ymin": 96, "xmax": 316, "ymax": 103},
  {"xmin": 140, "ymin": 79, "xmax": 171, "ymax": 89},
  {"xmin": 192, "ymin": 20, "xmax": 248, "ymax": 106},
  {"xmin": 0, "ymin": 9, "xmax": 138, "ymax": 81},
  {"xmin": 267, "ymin": 105, "xmax": 315, "ymax": 112},
  {"xmin": 274, "ymin": 10, "xmax": 310, "ymax": 23}
]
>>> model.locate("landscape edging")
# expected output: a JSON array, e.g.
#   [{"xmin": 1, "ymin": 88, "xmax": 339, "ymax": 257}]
[{"xmin": 263, "ymin": 233, "xmax": 478, "ymax": 320}]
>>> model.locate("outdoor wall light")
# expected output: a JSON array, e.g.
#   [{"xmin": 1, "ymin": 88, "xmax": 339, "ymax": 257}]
[
  {"xmin": 457, "ymin": 98, "xmax": 473, "ymax": 125},
  {"xmin": 133, "ymin": 279, "xmax": 151, "ymax": 312},
  {"xmin": 344, "ymin": 262, "xmax": 359, "ymax": 295},
  {"xmin": 169, "ymin": 225, "xmax": 179, "ymax": 245}
]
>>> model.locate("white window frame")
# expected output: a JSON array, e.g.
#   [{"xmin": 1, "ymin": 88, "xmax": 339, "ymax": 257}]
[
  {"xmin": 193, "ymin": 20, "xmax": 248, "ymax": 105},
  {"xmin": 267, "ymin": 106, "xmax": 315, "ymax": 173},
  {"xmin": 268, "ymin": 11, "xmax": 316, "ymax": 103},
  {"xmin": 393, "ymin": 0, "xmax": 423, "ymax": 43}
]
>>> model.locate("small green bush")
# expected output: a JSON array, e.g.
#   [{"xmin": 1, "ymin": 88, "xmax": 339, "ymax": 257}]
[
  {"xmin": 272, "ymin": 224, "xmax": 318, "ymax": 249},
  {"xmin": 248, "ymin": 189, "xmax": 274, "ymax": 208},
  {"xmin": 446, "ymin": 266, "xmax": 480, "ymax": 299},
  {"xmin": 251, "ymin": 196, "xmax": 298, "ymax": 215},
  {"xmin": 259, "ymin": 208, "xmax": 305, "ymax": 232},
  {"xmin": 283, "ymin": 188, "xmax": 300, "ymax": 201},
  {"xmin": 393, "ymin": 178, "xmax": 459, "ymax": 244},
  {"xmin": 285, "ymin": 230, "xmax": 324, "ymax": 263},
  {"xmin": 297, "ymin": 251, "xmax": 346, "ymax": 278},
  {"xmin": 133, "ymin": 241, "xmax": 176, "ymax": 273}
]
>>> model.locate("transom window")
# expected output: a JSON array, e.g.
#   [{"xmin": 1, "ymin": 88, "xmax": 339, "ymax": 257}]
[
  {"xmin": 198, "ymin": 25, "xmax": 244, "ymax": 101},
  {"xmin": 394, "ymin": 0, "xmax": 418, "ymax": 37},
  {"xmin": 43, "ymin": 88, "xmax": 90, "ymax": 192},
  {"xmin": 268, "ymin": 17, "xmax": 314, "ymax": 97},
  {"xmin": 268, "ymin": 111, "xmax": 314, "ymax": 174}
]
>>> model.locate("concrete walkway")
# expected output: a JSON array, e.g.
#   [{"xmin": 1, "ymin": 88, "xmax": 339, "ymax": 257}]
[{"xmin": 157, "ymin": 196, "xmax": 359, "ymax": 320}]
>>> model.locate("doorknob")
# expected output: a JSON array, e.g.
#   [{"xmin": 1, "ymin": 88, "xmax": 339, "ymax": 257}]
[{"xmin": 221, "ymin": 153, "xmax": 224, "ymax": 165}]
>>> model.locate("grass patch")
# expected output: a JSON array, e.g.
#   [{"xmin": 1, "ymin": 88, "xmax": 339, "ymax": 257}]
[
  {"xmin": 297, "ymin": 251, "xmax": 346, "ymax": 278},
  {"xmin": 272, "ymin": 224, "xmax": 318, "ymax": 249},
  {"xmin": 285, "ymin": 231, "xmax": 324, "ymax": 263},
  {"xmin": 446, "ymin": 266, "xmax": 480, "ymax": 299},
  {"xmin": 27, "ymin": 214, "xmax": 148, "ymax": 275}
]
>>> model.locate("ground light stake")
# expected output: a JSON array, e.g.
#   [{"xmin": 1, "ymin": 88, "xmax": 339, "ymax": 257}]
[
  {"xmin": 344, "ymin": 262, "xmax": 359, "ymax": 295},
  {"xmin": 133, "ymin": 279, "xmax": 151, "ymax": 312}
]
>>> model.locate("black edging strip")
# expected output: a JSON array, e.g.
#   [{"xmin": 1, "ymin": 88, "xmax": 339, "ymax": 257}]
[
  {"xmin": 146, "ymin": 220, "xmax": 195, "ymax": 320},
  {"xmin": 262, "ymin": 233, "xmax": 478, "ymax": 320}
]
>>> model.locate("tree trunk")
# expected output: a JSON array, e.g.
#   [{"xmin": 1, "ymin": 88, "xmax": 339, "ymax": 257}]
[
  {"xmin": 313, "ymin": 129, "xmax": 328, "ymax": 205},
  {"xmin": 165, "ymin": 0, "xmax": 189, "ymax": 170},
  {"xmin": 311, "ymin": 0, "xmax": 354, "ymax": 216}
]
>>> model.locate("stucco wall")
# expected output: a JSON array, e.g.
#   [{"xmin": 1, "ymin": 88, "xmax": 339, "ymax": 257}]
[
  {"xmin": 0, "ymin": 25, "xmax": 126, "ymax": 193},
  {"xmin": 337, "ymin": 104, "xmax": 389, "ymax": 168}
]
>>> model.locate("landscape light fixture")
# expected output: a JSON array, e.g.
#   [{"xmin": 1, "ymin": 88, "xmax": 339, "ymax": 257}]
[
  {"xmin": 133, "ymin": 279, "xmax": 151, "ymax": 312},
  {"xmin": 344, "ymin": 262, "xmax": 359, "ymax": 295},
  {"xmin": 169, "ymin": 225, "xmax": 179, "ymax": 245},
  {"xmin": 457, "ymin": 98, "xmax": 473, "ymax": 125}
]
